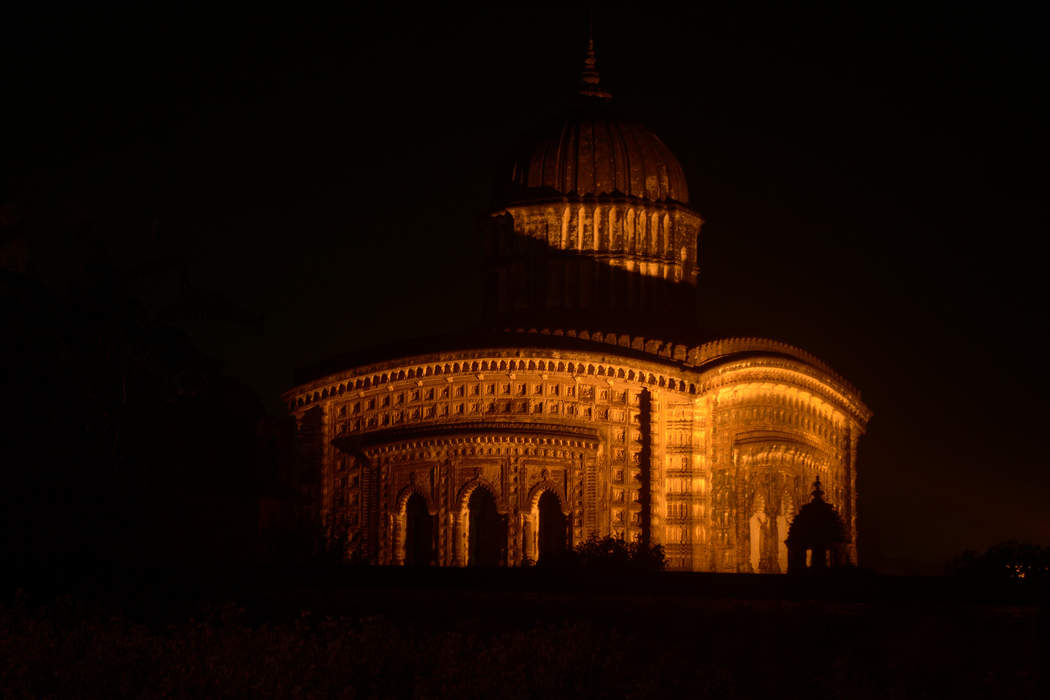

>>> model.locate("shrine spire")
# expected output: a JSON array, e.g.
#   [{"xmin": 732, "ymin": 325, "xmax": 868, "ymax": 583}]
[{"xmin": 579, "ymin": 31, "xmax": 612, "ymax": 100}]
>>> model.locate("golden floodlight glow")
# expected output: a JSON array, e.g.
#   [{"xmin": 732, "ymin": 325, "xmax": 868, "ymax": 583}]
[{"xmin": 282, "ymin": 39, "xmax": 870, "ymax": 573}]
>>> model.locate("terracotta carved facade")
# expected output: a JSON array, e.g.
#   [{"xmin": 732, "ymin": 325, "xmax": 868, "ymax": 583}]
[{"xmin": 283, "ymin": 42, "xmax": 871, "ymax": 572}]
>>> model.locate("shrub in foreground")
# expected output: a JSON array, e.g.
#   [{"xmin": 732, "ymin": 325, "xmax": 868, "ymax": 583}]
[{"xmin": 537, "ymin": 535, "xmax": 665, "ymax": 571}]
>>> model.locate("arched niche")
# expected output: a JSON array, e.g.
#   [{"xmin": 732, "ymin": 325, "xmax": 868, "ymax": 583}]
[
  {"xmin": 454, "ymin": 479, "xmax": 506, "ymax": 567},
  {"xmin": 523, "ymin": 480, "xmax": 570, "ymax": 564},
  {"xmin": 393, "ymin": 485, "xmax": 436, "ymax": 567}
]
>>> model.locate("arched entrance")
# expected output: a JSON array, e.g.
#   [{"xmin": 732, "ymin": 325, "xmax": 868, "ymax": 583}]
[
  {"xmin": 404, "ymin": 492, "xmax": 433, "ymax": 567},
  {"xmin": 537, "ymin": 490, "xmax": 567, "ymax": 563},
  {"xmin": 467, "ymin": 487, "xmax": 504, "ymax": 566},
  {"xmin": 523, "ymin": 484, "xmax": 569, "ymax": 563}
]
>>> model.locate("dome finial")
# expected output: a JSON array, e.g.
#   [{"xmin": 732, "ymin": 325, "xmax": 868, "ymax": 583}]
[
  {"xmin": 579, "ymin": 28, "xmax": 612, "ymax": 100},
  {"xmin": 812, "ymin": 476, "xmax": 825, "ymax": 501}
]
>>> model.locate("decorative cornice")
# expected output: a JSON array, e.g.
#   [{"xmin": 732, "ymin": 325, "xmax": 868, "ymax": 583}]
[
  {"xmin": 697, "ymin": 359, "xmax": 872, "ymax": 425},
  {"xmin": 286, "ymin": 331, "xmax": 870, "ymax": 427},
  {"xmin": 333, "ymin": 420, "xmax": 600, "ymax": 454},
  {"xmin": 498, "ymin": 196, "xmax": 702, "ymax": 222}
]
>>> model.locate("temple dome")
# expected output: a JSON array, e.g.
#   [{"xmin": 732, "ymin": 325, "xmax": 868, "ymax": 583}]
[
  {"xmin": 508, "ymin": 116, "xmax": 689, "ymax": 204},
  {"xmin": 504, "ymin": 41, "xmax": 689, "ymax": 205}
]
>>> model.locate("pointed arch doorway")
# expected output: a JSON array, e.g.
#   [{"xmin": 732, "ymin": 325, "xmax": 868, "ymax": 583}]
[
  {"xmin": 537, "ymin": 490, "xmax": 567, "ymax": 563},
  {"xmin": 524, "ymin": 485, "xmax": 569, "ymax": 564},
  {"xmin": 404, "ymin": 492, "xmax": 433, "ymax": 567},
  {"xmin": 467, "ymin": 487, "xmax": 504, "ymax": 567}
]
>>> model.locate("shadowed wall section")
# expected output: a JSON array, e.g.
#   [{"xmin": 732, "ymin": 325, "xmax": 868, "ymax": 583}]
[{"xmin": 483, "ymin": 211, "xmax": 701, "ymax": 341}]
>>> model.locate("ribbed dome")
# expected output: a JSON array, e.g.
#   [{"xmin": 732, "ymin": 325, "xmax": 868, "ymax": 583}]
[
  {"xmin": 510, "ymin": 118, "xmax": 689, "ymax": 204},
  {"xmin": 505, "ymin": 39, "xmax": 689, "ymax": 205}
]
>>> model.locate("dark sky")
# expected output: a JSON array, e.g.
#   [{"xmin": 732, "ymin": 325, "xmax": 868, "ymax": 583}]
[{"xmin": 4, "ymin": 3, "xmax": 1048, "ymax": 574}]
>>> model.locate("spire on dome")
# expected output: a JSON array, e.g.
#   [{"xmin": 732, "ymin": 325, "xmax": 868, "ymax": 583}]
[
  {"xmin": 811, "ymin": 476, "xmax": 825, "ymax": 501},
  {"xmin": 579, "ymin": 34, "xmax": 612, "ymax": 100}
]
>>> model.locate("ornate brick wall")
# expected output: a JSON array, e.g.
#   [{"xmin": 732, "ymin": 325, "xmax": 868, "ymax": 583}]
[{"xmin": 285, "ymin": 334, "xmax": 870, "ymax": 572}]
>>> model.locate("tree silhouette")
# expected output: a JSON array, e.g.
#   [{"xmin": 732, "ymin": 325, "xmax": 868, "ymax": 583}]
[
  {"xmin": 947, "ymin": 541, "xmax": 1050, "ymax": 583},
  {"xmin": 564, "ymin": 534, "xmax": 666, "ymax": 572}
]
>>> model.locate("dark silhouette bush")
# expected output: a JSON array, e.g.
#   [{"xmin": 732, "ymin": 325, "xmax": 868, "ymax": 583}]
[
  {"xmin": 947, "ymin": 540, "xmax": 1050, "ymax": 584},
  {"xmin": 536, "ymin": 534, "xmax": 665, "ymax": 572}
]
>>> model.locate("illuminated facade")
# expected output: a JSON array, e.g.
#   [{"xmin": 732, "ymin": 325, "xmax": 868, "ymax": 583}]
[{"xmin": 283, "ymin": 42, "xmax": 871, "ymax": 572}]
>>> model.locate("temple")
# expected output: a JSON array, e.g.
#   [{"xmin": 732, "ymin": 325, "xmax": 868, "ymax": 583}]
[{"xmin": 282, "ymin": 40, "xmax": 871, "ymax": 572}]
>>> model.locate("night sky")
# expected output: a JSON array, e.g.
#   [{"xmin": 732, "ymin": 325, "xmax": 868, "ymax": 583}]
[{"xmin": 4, "ymin": 3, "xmax": 1047, "ymax": 574}]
